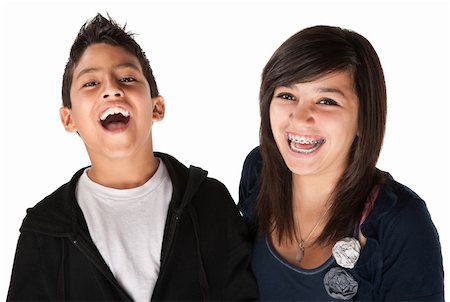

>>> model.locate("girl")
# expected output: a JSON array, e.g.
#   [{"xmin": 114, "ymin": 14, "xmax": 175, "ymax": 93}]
[{"xmin": 239, "ymin": 25, "xmax": 444, "ymax": 301}]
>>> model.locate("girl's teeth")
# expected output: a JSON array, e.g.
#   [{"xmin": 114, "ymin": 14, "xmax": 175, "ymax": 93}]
[
  {"xmin": 287, "ymin": 134, "xmax": 325, "ymax": 154},
  {"xmin": 287, "ymin": 134, "xmax": 321, "ymax": 145},
  {"xmin": 290, "ymin": 140, "xmax": 323, "ymax": 154}
]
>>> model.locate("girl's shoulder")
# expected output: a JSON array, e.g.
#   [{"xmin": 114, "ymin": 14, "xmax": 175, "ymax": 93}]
[
  {"xmin": 364, "ymin": 172, "xmax": 433, "ymax": 232},
  {"xmin": 357, "ymin": 172, "xmax": 444, "ymax": 301}
]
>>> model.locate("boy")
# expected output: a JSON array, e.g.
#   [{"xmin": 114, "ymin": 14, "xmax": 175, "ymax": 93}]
[{"xmin": 7, "ymin": 14, "xmax": 258, "ymax": 301}]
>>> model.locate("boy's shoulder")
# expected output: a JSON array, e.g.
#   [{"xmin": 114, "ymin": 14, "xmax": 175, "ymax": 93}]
[
  {"xmin": 157, "ymin": 152, "xmax": 235, "ymax": 211},
  {"xmin": 20, "ymin": 168, "xmax": 86, "ymax": 236},
  {"xmin": 157, "ymin": 151, "xmax": 230, "ymax": 193}
]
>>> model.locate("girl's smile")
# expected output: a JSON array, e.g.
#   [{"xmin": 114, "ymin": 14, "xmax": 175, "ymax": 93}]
[{"xmin": 287, "ymin": 133, "xmax": 326, "ymax": 156}]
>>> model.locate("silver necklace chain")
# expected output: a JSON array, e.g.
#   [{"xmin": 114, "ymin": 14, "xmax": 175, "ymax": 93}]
[{"xmin": 295, "ymin": 207, "xmax": 330, "ymax": 263}]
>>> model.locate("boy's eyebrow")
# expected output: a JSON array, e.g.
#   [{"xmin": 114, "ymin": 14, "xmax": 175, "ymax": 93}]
[
  {"xmin": 75, "ymin": 62, "xmax": 141, "ymax": 80},
  {"xmin": 75, "ymin": 67, "xmax": 99, "ymax": 80},
  {"xmin": 115, "ymin": 62, "xmax": 141, "ymax": 72}
]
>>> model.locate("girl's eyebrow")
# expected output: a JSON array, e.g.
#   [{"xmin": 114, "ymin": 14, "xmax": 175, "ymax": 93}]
[
  {"xmin": 275, "ymin": 85, "xmax": 349, "ymax": 98},
  {"xmin": 315, "ymin": 87, "xmax": 346, "ymax": 97},
  {"xmin": 276, "ymin": 84, "xmax": 295, "ymax": 89}
]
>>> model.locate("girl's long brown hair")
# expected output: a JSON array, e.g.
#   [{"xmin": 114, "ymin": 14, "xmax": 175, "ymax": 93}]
[{"xmin": 258, "ymin": 25, "xmax": 387, "ymax": 245}]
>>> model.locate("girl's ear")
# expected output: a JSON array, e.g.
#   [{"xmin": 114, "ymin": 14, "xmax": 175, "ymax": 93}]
[
  {"xmin": 59, "ymin": 107, "xmax": 78, "ymax": 132},
  {"xmin": 152, "ymin": 96, "xmax": 165, "ymax": 121}
]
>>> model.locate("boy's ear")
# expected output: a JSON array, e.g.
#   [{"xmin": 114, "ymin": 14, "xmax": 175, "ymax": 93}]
[
  {"xmin": 59, "ymin": 107, "xmax": 78, "ymax": 132},
  {"xmin": 152, "ymin": 96, "xmax": 165, "ymax": 122}
]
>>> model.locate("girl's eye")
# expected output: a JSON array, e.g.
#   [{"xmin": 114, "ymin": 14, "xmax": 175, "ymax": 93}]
[
  {"xmin": 120, "ymin": 77, "xmax": 135, "ymax": 83},
  {"xmin": 83, "ymin": 81, "xmax": 98, "ymax": 87},
  {"xmin": 318, "ymin": 98, "xmax": 338, "ymax": 105},
  {"xmin": 276, "ymin": 92, "xmax": 296, "ymax": 101}
]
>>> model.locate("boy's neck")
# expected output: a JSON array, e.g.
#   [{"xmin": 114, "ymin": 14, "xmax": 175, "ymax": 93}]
[{"xmin": 86, "ymin": 154, "xmax": 160, "ymax": 189}]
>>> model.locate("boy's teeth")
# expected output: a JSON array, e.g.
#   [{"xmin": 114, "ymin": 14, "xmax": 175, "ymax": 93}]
[{"xmin": 100, "ymin": 107, "xmax": 130, "ymax": 121}]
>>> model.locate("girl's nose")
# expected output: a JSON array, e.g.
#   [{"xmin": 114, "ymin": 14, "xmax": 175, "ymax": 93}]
[{"xmin": 291, "ymin": 102, "xmax": 315, "ymax": 124}]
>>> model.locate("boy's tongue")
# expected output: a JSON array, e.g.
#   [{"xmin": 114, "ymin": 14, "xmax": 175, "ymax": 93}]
[
  {"xmin": 105, "ymin": 121, "xmax": 128, "ymax": 131},
  {"xmin": 101, "ymin": 113, "xmax": 129, "ymax": 131}
]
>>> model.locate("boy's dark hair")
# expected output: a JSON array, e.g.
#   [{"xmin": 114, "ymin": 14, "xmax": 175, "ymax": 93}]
[
  {"xmin": 61, "ymin": 13, "xmax": 159, "ymax": 108},
  {"xmin": 258, "ymin": 25, "xmax": 387, "ymax": 246}
]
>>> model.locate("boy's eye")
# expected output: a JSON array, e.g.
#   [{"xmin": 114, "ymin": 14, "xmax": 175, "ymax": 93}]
[
  {"xmin": 120, "ymin": 77, "xmax": 135, "ymax": 83},
  {"xmin": 318, "ymin": 98, "xmax": 338, "ymax": 105},
  {"xmin": 276, "ymin": 92, "xmax": 296, "ymax": 101},
  {"xmin": 83, "ymin": 81, "xmax": 98, "ymax": 87}
]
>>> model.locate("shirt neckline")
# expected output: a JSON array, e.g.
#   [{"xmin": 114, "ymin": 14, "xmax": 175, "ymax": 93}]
[{"xmin": 265, "ymin": 236, "xmax": 336, "ymax": 275}]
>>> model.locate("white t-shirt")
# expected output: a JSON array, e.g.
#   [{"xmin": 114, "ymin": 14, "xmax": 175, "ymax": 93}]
[{"xmin": 76, "ymin": 159, "xmax": 172, "ymax": 302}]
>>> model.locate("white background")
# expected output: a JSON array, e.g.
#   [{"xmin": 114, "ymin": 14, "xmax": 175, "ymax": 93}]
[{"xmin": 1, "ymin": 0, "xmax": 448, "ymax": 299}]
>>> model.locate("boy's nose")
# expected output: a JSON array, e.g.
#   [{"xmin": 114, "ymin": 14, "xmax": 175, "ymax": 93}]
[
  {"xmin": 102, "ymin": 79, "xmax": 123, "ymax": 99},
  {"xmin": 103, "ymin": 91, "xmax": 122, "ymax": 98}
]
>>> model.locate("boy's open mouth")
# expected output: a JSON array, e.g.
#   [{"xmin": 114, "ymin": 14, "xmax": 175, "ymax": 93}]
[{"xmin": 99, "ymin": 107, "xmax": 130, "ymax": 131}]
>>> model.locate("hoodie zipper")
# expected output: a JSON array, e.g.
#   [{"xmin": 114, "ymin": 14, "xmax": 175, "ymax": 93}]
[
  {"xmin": 151, "ymin": 208, "xmax": 181, "ymax": 301},
  {"xmin": 153, "ymin": 166, "xmax": 209, "ymax": 300},
  {"xmin": 159, "ymin": 164, "xmax": 207, "ymax": 272},
  {"xmin": 72, "ymin": 236, "xmax": 132, "ymax": 301},
  {"xmin": 156, "ymin": 211, "xmax": 180, "ymax": 278}
]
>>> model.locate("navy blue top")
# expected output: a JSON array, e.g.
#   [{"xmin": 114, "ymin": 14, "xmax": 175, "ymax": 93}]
[
  {"xmin": 252, "ymin": 235, "xmax": 342, "ymax": 301},
  {"xmin": 239, "ymin": 146, "xmax": 444, "ymax": 301}
]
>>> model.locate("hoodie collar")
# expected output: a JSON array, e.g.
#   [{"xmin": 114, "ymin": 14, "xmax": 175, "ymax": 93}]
[{"xmin": 20, "ymin": 152, "xmax": 208, "ymax": 237}]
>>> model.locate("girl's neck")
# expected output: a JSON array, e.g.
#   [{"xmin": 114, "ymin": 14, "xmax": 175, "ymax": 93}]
[{"xmin": 291, "ymin": 172, "xmax": 339, "ymax": 213}]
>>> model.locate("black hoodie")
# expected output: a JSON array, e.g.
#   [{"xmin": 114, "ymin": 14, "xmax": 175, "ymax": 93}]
[{"xmin": 7, "ymin": 152, "xmax": 258, "ymax": 301}]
